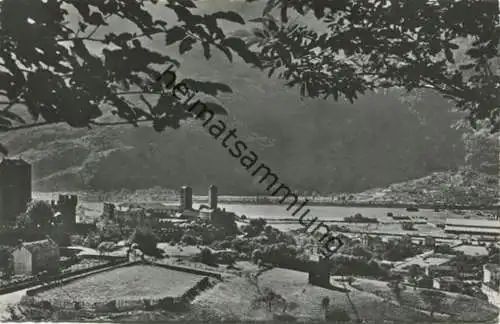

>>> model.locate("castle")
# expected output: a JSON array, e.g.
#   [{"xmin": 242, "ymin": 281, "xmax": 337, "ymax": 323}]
[
  {"xmin": 102, "ymin": 185, "xmax": 235, "ymax": 228},
  {"xmin": 50, "ymin": 194, "xmax": 78, "ymax": 227}
]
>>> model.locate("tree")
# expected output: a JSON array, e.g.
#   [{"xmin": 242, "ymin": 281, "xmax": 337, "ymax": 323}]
[
  {"xmin": 321, "ymin": 296, "xmax": 330, "ymax": 321},
  {"xmin": 252, "ymin": 287, "xmax": 288, "ymax": 313},
  {"xmin": 326, "ymin": 307, "xmax": 351, "ymax": 322},
  {"xmin": 129, "ymin": 227, "xmax": 159, "ymax": 257},
  {"xmin": 463, "ymin": 127, "xmax": 498, "ymax": 174},
  {"xmin": 0, "ymin": 0, "xmax": 498, "ymax": 157},
  {"xmin": 388, "ymin": 277, "xmax": 406, "ymax": 301},
  {"xmin": 199, "ymin": 248, "xmax": 216, "ymax": 266},
  {"xmin": 25, "ymin": 200, "xmax": 54, "ymax": 229},
  {"xmin": 420, "ymin": 289, "xmax": 447, "ymax": 318},
  {"xmin": 251, "ymin": 248, "xmax": 263, "ymax": 265},
  {"xmin": 408, "ymin": 264, "xmax": 422, "ymax": 290}
]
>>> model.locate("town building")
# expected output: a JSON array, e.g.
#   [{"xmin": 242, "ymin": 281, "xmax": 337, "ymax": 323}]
[
  {"xmin": 432, "ymin": 276, "xmax": 463, "ymax": 291},
  {"xmin": 103, "ymin": 201, "xmax": 182, "ymax": 228},
  {"xmin": 483, "ymin": 263, "xmax": 500, "ymax": 291},
  {"xmin": 424, "ymin": 236, "xmax": 436, "ymax": 248},
  {"xmin": 11, "ymin": 238, "xmax": 60, "ymax": 275},
  {"xmin": 361, "ymin": 234, "xmax": 385, "ymax": 253},
  {"xmin": 482, "ymin": 263, "xmax": 500, "ymax": 317},
  {"xmin": 426, "ymin": 264, "xmax": 457, "ymax": 277},
  {"xmin": 452, "ymin": 244, "xmax": 489, "ymax": 257},
  {"xmin": 113, "ymin": 203, "xmax": 158, "ymax": 228},
  {"xmin": 444, "ymin": 218, "xmax": 500, "ymax": 236},
  {"xmin": 0, "ymin": 158, "xmax": 32, "ymax": 225}
]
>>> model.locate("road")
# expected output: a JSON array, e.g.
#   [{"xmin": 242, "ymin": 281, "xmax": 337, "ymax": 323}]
[{"xmin": 0, "ymin": 286, "xmax": 39, "ymax": 321}]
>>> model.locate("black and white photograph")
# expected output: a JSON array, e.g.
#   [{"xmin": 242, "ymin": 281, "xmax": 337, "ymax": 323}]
[{"xmin": 0, "ymin": 0, "xmax": 499, "ymax": 323}]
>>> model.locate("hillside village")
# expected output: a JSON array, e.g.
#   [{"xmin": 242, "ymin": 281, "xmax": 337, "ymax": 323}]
[{"xmin": 0, "ymin": 157, "xmax": 498, "ymax": 323}]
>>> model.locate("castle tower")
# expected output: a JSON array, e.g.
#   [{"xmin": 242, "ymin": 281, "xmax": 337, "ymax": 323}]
[
  {"xmin": 57, "ymin": 194, "xmax": 77, "ymax": 226},
  {"xmin": 209, "ymin": 185, "xmax": 218, "ymax": 210},
  {"xmin": 308, "ymin": 256, "xmax": 332, "ymax": 287},
  {"xmin": 0, "ymin": 158, "xmax": 31, "ymax": 225},
  {"xmin": 180, "ymin": 186, "xmax": 192, "ymax": 211},
  {"xmin": 103, "ymin": 203, "xmax": 115, "ymax": 220}
]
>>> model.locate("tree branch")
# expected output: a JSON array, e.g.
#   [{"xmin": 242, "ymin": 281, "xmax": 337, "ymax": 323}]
[
  {"xmin": 89, "ymin": 119, "xmax": 152, "ymax": 127},
  {"xmin": 0, "ymin": 121, "xmax": 55, "ymax": 131}
]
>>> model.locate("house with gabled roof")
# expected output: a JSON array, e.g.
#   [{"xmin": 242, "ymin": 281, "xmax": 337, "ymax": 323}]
[{"xmin": 11, "ymin": 238, "xmax": 59, "ymax": 275}]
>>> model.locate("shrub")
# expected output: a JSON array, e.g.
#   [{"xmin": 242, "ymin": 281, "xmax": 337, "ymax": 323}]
[
  {"xmin": 129, "ymin": 228, "xmax": 159, "ymax": 256},
  {"xmin": 181, "ymin": 234, "xmax": 198, "ymax": 246},
  {"xmin": 326, "ymin": 307, "xmax": 350, "ymax": 322},
  {"xmin": 199, "ymin": 248, "xmax": 216, "ymax": 266}
]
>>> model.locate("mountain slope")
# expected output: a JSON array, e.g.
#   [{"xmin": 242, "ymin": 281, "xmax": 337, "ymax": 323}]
[{"xmin": 1, "ymin": 1, "xmax": 467, "ymax": 195}]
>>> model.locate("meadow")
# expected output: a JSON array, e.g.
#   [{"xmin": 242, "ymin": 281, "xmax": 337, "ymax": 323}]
[{"xmin": 36, "ymin": 265, "xmax": 205, "ymax": 302}]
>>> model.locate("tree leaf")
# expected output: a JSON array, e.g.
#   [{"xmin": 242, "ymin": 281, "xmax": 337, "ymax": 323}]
[
  {"xmin": 182, "ymin": 79, "xmax": 232, "ymax": 95},
  {"xmin": 87, "ymin": 12, "xmax": 107, "ymax": 26},
  {"xmin": 179, "ymin": 37, "xmax": 196, "ymax": 54},
  {"xmin": 222, "ymin": 37, "xmax": 261, "ymax": 67},
  {"xmin": 166, "ymin": 26, "xmax": 186, "ymax": 46},
  {"xmin": 215, "ymin": 44, "xmax": 233, "ymax": 62},
  {"xmin": 202, "ymin": 42, "xmax": 211, "ymax": 60},
  {"xmin": 175, "ymin": 0, "xmax": 196, "ymax": 8},
  {"xmin": 211, "ymin": 11, "xmax": 245, "ymax": 25}
]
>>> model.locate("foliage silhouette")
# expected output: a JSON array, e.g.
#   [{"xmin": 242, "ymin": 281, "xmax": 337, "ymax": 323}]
[
  {"xmin": 25, "ymin": 200, "xmax": 55, "ymax": 229},
  {"xmin": 243, "ymin": 0, "xmax": 500, "ymax": 132},
  {"xmin": 0, "ymin": 0, "xmax": 498, "ymax": 155},
  {"xmin": 0, "ymin": 0, "xmax": 257, "ymax": 153}
]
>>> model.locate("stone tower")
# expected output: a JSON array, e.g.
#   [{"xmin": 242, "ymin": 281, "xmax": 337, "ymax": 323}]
[
  {"xmin": 180, "ymin": 186, "xmax": 192, "ymax": 211},
  {"xmin": 0, "ymin": 158, "xmax": 32, "ymax": 225},
  {"xmin": 57, "ymin": 194, "xmax": 77, "ymax": 227},
  {"xmin": 308, "ymin": 256, "xmax": 332, "ymax": 287},
  {"xmin": 209, "ymin": 185, "xmax": 218, "ymax": 210}
]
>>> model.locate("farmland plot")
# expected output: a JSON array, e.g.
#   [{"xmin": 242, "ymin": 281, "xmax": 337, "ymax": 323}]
[{"xmin": 36, "ymin": 265, "xmax": 205, "ymax": 302}]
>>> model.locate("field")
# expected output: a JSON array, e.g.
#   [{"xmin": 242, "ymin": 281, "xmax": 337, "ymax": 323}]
[
  {"xmin": 36, "ymin": 265, "xmax": 205, "ymax": 302},
  {"xmin": 351, "ymin": 278, "xmax": 499, "ymax": 322},
  {"xmin": 191, "ymin": 268, "xmax": 436, "ymax": 323},
  {"xmin": 257, "ymin": 268, "xmax": 436, "ymax": 323}
]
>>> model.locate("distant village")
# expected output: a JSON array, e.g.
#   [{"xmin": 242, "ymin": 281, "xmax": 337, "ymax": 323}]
[{"xmin": 0, "ymin": 157, "xmax": 499, "ymax": 322}]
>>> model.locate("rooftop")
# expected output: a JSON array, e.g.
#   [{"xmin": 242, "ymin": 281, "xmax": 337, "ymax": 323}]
[
  {"xmin": 398, "ymin": 256, "xmax": 452, "ymax": 269},
  {"xmin": 435, "ymin": 276, "xmax": 460, "ymax": 282},
  {"xmin": 117, "ymin": 202, "xmax": 179, "ymax": 211},
  {"xmin": 484, "ymin": 263, "xmax": 500, "ymax": 272},
  {"xmin": 452, "ymin": 245, "xmax": 489, "ymax": 256},
  {"xmin": 0, "ymin": 158, "xmax": 30, "ymax": 167},
  {"xmin": 444, "ymin": 225, "xmax": 500, "ymax": 235},
  {"xmin": 20, "ymin": 239, "xmax": 58, "ymax": 254},
  {"xmin": 445, "ymin": 218, "xmax": 500, "ymax": 228}
]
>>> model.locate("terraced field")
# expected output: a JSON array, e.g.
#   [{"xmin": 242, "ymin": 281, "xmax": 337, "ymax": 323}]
[{"xmin": 36, "ymin": 265, "xmax": 205, "ymax": 302}]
